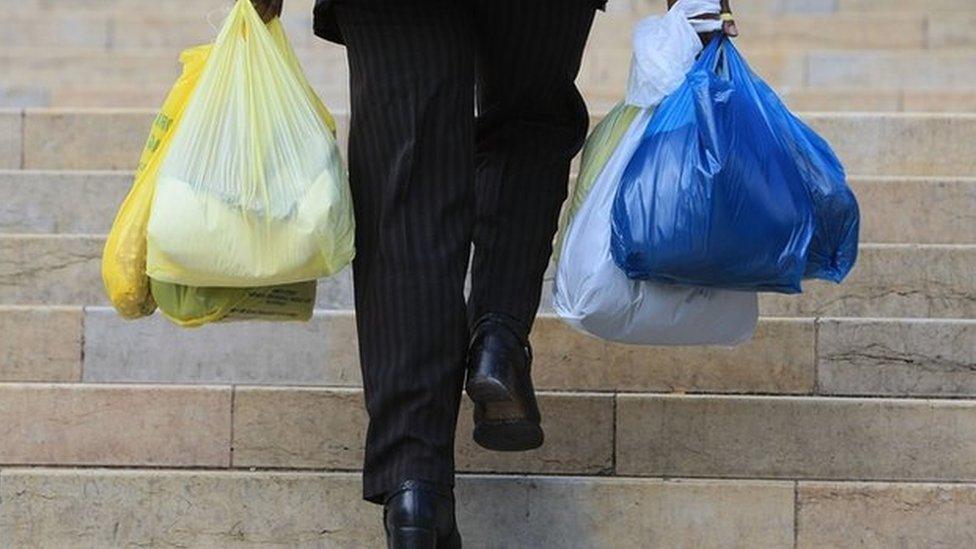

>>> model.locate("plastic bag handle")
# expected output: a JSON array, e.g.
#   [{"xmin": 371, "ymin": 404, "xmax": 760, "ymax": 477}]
[
  {"xmin": 693, "ymin": 32, "xmax": 749, "ymax": 83},
  {"xmin": 694, "ymin": 32, "xmax": 726, "ymax": 74}
]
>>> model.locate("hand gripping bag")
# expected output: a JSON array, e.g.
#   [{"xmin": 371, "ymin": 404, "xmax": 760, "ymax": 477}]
[
  {"xmin": 146, "ymin": 0, "xmax": 354, "ymax": 288},
  {"xmin": 102, "ymin": 44, "xmax": 212, "ymax": 319},
  {"xmin": 611, "ymin": 34, "xmax": 859, "ymax": 293}
]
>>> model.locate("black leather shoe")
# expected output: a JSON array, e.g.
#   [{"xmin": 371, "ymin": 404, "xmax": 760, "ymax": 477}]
[
  {"xmin": 465, "ymin": 313, "xmax": 544, "ymax": 452},
  {"xmin": 383, "ymin": 480, "xmax": 462, "ymax": 549}
]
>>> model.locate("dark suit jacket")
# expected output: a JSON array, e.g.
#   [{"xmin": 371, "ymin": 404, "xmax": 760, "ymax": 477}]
[{"xmin": 313, "ymin": 0, "xmax": 609, "ymax": 44}]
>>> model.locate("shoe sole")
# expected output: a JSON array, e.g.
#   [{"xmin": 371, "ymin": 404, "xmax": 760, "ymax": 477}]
[
  {"xmin": 473, "ymin": 419, "xmax": 544, "ymax": 452},
  {"xmin": 467, "ymin": 376, "xmax": 544, "ymax": 452}
]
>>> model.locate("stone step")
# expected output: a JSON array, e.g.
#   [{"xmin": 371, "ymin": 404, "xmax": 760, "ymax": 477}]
[
  {"xmin": 3, "ymin": 110, "xmax": 973, "ymax": 176},
  {"xmin": 7, "ymin": 305, "xmax": 971, "ymax": 398},
  {"xmin": 836, "ymin": 0, "xmax": 976, "ymax": 12},
  {"xmin": 10, "ymin": 82, "xmax": 976, "ymax": 113},
  {"xmin": 756, "ymin": 244, "xmax": 976, "ymax": 319},
  {"xmin": 0, "ymin": 47, "xmax": 347, "ymax": 95},
  {"xmin": 4, "ymin": 171, "xmax": 973, "ymax": 245},
  {"xmin": 589, "ymin": 12, "xmax": 976, "ymax": 51},
  {"xmin": 4, "ymin": 469, "xmax": 974, "ymax": 548},
  {"xmin": 0, "ymin": 13, "xmax": 328, "ymax": 51},
  {"xmin": 0, "ymin": 382, "xmax": 613, "ymax": 475},
  {"xmin": 2, "ymin": 382, "xmax": 976, "ymax": 482},
  {"xmin": 780, "ymin": 88, "xmax": 976, "ymax": 113},
  {"xmin": 583, "ymin": 85, "xmax": 976, "ymax": 117},
  {"xmin": 2, "ymin": 47, "xmax": 976, "ymax": 112},
  {"xmin": 10, "ymin": 308, "xmax": 818, "ymax": 393},
  {"xmin": 617, "ymin": 393, "xmax": 976, "ymax": 481},
  {"xmin": 621, "ymin": 0, "xmax": 976, "ymax": 15},
  {"xmin": 6, "ymin": 12, "xmax": 975, "ymax": 52},
  {"xmin": 0, "ymin": 469, "xmax": 799, "ymax": 548},
  {"xmin": 583, "ymin": 48, "xmax": 976, "ymax": 93},
  {"xmin": 3, "ymin": 235, "xmax": 972, "ymax": 318},
  {"xmin": 7, "ymin": 0, "xmax": 976, "ymax": 16}
]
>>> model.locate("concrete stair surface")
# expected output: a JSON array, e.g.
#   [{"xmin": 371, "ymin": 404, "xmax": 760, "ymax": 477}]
[
  {"xmin": 3, "ymin": 2, "xmax": 976, "ymax": 110},
  {"xmin": 2, "ymin": 109, "xmax": 973, "ymax": 174},
  {"xmin": 1, "ymin": 0, "xmax": 974, "ymax": 546}
]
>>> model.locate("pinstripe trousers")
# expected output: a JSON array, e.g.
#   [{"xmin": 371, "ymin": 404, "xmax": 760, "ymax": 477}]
[{"xmin": 333, "ymin": 0, "xmax": 597, "ymax": 503}]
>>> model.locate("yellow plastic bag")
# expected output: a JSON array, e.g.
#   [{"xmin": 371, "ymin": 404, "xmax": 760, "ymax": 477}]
[
  {"xmin": 101, "ymin": 44, "xmax": 212, "ymax": 319},
  {"xmin": 146, "ymin": 0, "xmax": 355, "ymax": 288},
  {"xmin": 103, "ymin": 29, "xmax": 324, "ymax": 327},
  {"xmin": 150, "ymin": 278, "xmax": 316, "ymax": 328}
]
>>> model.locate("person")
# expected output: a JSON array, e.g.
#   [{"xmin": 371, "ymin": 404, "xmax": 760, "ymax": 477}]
[{"xmin": 252, "ymin": 0, "xmax": 735, "ymax": 547}]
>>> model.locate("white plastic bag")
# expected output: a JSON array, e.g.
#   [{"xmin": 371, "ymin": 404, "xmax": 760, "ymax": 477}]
[
  {"xmin": 626, "ymin": 0, "xmax": 722, "ymax": 108},
  {"xmin": 553, "ymin": 103, "xmax": 758, "ymax": 346}
]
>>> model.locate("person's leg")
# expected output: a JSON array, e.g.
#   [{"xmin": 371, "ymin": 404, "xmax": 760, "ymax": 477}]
[
  {"xmin": 467, "ymin": 0, "xmax": 597, "ymax": 335},
  {"xmin": 462, "ymin": 0, "xmax": 596, "ymax": 453},
  {"xmin": 333, "ymin": 1, "xmax": 475, "ymax": 505}
]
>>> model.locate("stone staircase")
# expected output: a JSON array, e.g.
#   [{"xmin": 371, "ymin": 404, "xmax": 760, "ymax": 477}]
[
  {"xmin": 1, "ymin": 0, "xmax": 975, "ymax": 547},
  {"xmin": 3, "ymin": 0, "xmax": 976, "ymax": 111}
]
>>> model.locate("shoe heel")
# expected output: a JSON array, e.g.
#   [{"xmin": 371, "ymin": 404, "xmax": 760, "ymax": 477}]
[
  {"xmin": 465, "ymin": 373, "xmax": 512, "ymax": 403},
  {"xmin": 386, "ymin": 526, "xmax": 436, "ymax": 549}
]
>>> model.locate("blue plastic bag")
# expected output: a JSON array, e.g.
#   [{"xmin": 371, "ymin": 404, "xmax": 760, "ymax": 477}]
[{"xmin": 611, "ymin": 34, "xmax": 859, "ymax": 293}]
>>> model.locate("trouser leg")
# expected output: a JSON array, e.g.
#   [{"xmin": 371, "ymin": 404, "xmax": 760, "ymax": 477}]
[
  {"xmin": 467, "ymin": 0, "xmax": 597, "ymax": 336},
  {"xmin": 334, "ymin": 2, "xmax": 475, "ymax": 504}
]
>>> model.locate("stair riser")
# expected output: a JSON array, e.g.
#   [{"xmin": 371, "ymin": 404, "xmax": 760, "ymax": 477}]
[
  {"xmin": 8, "ymin": 50, "xmax": 976, "ymax": 91},
  {"xmin": 4, "ymin": 236, "xmax": 972, "ymax": 318},
  {"xmin": 0, "ymin": 383, "xmax": 611, "ymax": 474},
  {"xmin": 7, "ymin": 13, "xmax": 975, "ymax": 51},
  {"xmin": 4, "ymin": 110, "xmax": 974, "ymax": 175},
  {"xmin": 7, "ymin": 308, "xmax": 974, "ymax": 398},
  {"xmin": 2, "ymin": 383, "xmax": 976, "ymax": 482},
  {"xmin": 0, "ymin": 470, "xmax": 797, "ymax": 549},
  {"xmin": 12, "ymin": 86, "xmax": 976, "ymax": 113},
  {"xmin": 7, "ymin": 0, "xmax": 976, "ymax": 16},
  {"xmin": 583, "ymin": 49, "xmax": 976, "ymax": 92},
  {"xmin": 5, "ymin": 172, "xmax": 973, "ymax": 244},
  {"xmin": 4, "ymin": 469, "xmax": 974, "ymax": 549},
  {"xmin": 617, "ymin": 394, "xmax": 976, "ymax": 481},
  {"xmin": 80, "ymin": 310, "xmax": 820, "ymax": 394}
]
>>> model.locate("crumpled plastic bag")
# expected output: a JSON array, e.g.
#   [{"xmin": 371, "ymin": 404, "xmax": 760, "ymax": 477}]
[{"xmin": 611, "ymin": 34, "xmax": 859, "ymax": 293}]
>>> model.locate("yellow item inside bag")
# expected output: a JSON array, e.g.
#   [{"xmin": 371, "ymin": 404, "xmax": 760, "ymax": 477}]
[
  {"xmin": 101, "ymin": 44, "xmax": 212, "ymax": 319},
  {"xmin": 146, "ymin": 0, "xmax": 355, "ymax": 288}
]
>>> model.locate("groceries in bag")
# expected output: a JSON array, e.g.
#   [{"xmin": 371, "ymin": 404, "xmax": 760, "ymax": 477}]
[
  {"xmin": 611, "ymin": 34, "xmax": 859, "ymax": 294},
  {"xmin": 147, "ymin": 0, "xmax": 355, "ymax": 288}
]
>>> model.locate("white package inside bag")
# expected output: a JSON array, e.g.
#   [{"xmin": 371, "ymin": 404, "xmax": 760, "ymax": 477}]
[{"xmin": 626, "ymin": 0, "xmax": 722, "ymax": 108}]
